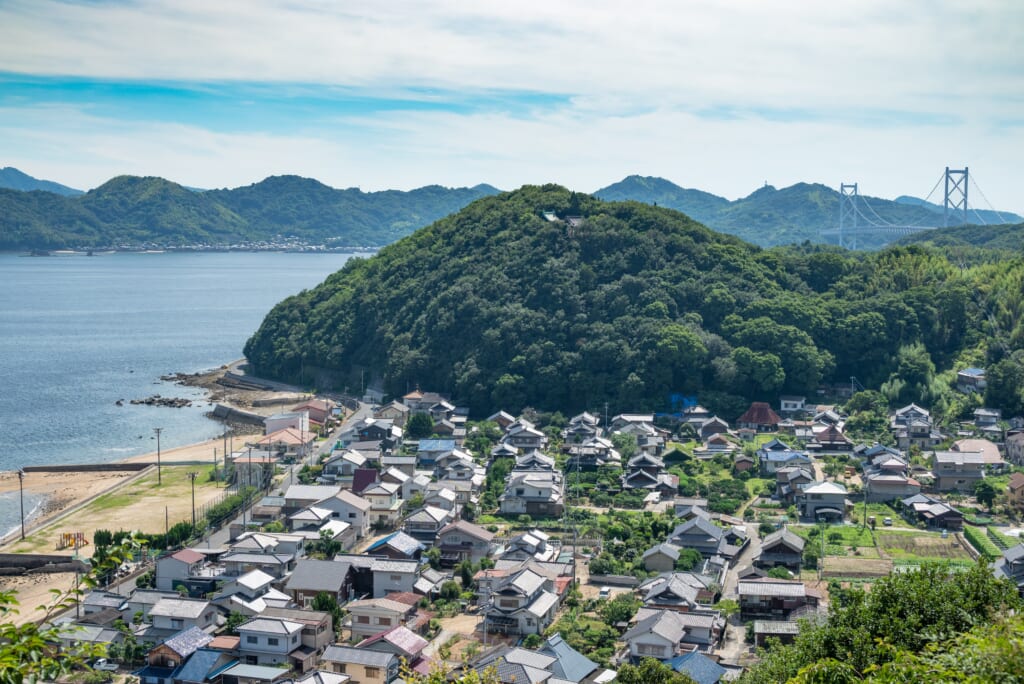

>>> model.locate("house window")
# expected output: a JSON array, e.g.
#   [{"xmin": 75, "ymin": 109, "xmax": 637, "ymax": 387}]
[
  {"xmin": 170, "ymin": 618, "xmax": 183, "ymax": 629},
  {"xmin": 499, "ymin": 599, "xmax": 517, "ymax": 608},
  {"xmin": 378, "ymin": 617, "xmax": 391, "ymax": 626},
  {"xmin": 365, "ymin": 667, "xmax": 380, "ymax": 678},
  {"xmin": 390, "ymin": 574, "xmax": 402, "ymax": 581},
  {"xmin": 335, "ymin": 664, "xmax": 347, "ymax": 674},
  {"xmin": 268, "ymin": 637, "xmax": 279, "ymax": 646},
  {"xmin": 515, "ymin": 489, "xmax": 525, "ymax": 496},
  {"xmin": 246, "ymin": 636, "xmax": 258, "ymax": 644},
  {"xmin": 356, "ymin": 615, "xmax": 370, "ymax": 624},
  {"xmin": 348, "ymin": 513, "xmax": 356, "ymax": 519}
]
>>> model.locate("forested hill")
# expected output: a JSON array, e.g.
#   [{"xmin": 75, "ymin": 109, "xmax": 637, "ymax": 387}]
[
  {"xmin": 893, "ymin": 221, "xmax": 1024, "ymax": 252},
  {"xmin": 243, "ymin": 184, "xmax": 1024, "ymax": 418},
  {"xmin": 0, "ymin": 174, "xmax": 500, "ymax": 250},
  {"xmin": 0, "ymin": 166, "xmax": 83, "ymax": 196},
  {"xmin": 595, "ymin": 175, "xmax": 1023, "ymax": 248}
]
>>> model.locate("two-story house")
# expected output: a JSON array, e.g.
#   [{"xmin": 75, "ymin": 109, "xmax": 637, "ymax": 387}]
[
  {"xmin": 499, "ymin": 529, "xmax": 558, "ymax": 564},
  {"xmin": 346, "ymin": 597, "xmax": 419, "ymax": 639},
  {"xmin": 146, "ymin": 598, "xmax": 219, "ymax": 639},
  {"xmin": 758, "ymin": 439, "xmax": 813, "ymax": 475},
  {"xmin": 484, "ymin": 568, "xmax": 560, "ymax": 636},
  {"xmin": 798, "ymin": 481, "xmax": 849, "ymax": 521},
  {"xmin": 370, "ymin": 558, "xmax": 419, "ymax": 598},
  {"xmin": 436, "ymin": 520, "xmax": 496, "ymax": 566},
  {"xmin": 738, "ymin": 578, "xmax": 822, "ymax": 619},
  {"xmin": 755, "ymin": 528, "xmax": 805, "ymax": 572},
  {"xmin": 502, "ymin": 420, "xmax": 548, "ymax": 451},
  {"xmin": 261, "ymin": 607, "xmax": 335, "ymax": 660},
  {"xmin": 361, "ymin": 482, "xmax": 403, "ymax": 529},
  {"xmin": 499, "ymin": 471, "xmax": 564, "ymax": 517},
  {"xmin": 285, "ymin": 558, "xmax": 354, "ymax": 607},
  {"xmin": 316, "ymin": 490, "xmax": 372, "ymax": 540},
  {"xmin": 236, "ymin": 617, "xmax": 311, "ymax": 670},
  {"xmin": 155, "ymin": 549, "xmax": 206, "ymax": 592},
  {"xmin": 321, "ymin": 450, "xmax": 367, "ymax": 487},
  {"xmin": 402, "ymin": 505, "xmax": 454, "ymax": 546},
  {"xmin": 932, "ymin": 450, "xmax": 986, "ymax": 491},
  {"xmin": 321, "ymin": 645, "xmax": 399, "ymax": 684}
]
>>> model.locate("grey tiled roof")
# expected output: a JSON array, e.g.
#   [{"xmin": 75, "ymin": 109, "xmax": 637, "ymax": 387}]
[{"xmin": 322, "ymin": 644, "xmax": 397, "ymax": 667}]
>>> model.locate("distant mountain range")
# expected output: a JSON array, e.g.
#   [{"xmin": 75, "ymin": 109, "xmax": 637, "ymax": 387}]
[
  {"xmin": 1, "ymin": 166, "xmax": 1019, "ymax": 251},
  {"xmin": 0, "ymin": 171, "xmax": 499, "ymax": 250},
  {"xmin": 593, "ymin": 175, "xmax": 1023, "ymax": 248},
  {"xmin": 0, "ymin": 166, "xmax": 83, "ymax": 196}
]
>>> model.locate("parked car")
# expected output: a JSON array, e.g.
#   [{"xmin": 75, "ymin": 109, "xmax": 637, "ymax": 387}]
[
  {"xmin": 92, "ymin": 659, "xmax": 118, "ymax": 672},
  {"xmin": 598, "ymin": 586, "xmax": 611, "ymax": 599},
  {"xmin": 883, "ymin": 517, "xmax": 893, "ymax": 526}
]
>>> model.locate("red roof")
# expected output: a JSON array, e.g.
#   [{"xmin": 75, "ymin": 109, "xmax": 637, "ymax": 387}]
[
  {"xmin": 357, "ymin": 625, "xmax": 428, "ymax": 657},
  {"xmin": 171, "ymin": 549, "xmax": 204, "ymax": 564},
  {"xmin": 352, "ymin": 468, "xmax": 380, "ymax": 494},
  {"xmin": 208, "ymin": 635, "xmax": 240, "ymax": 650},
  {"xmin": 384, "ymin": 591, "xmax": 421, "ymax": 607},
  {"xmin": 737, "ymin": 402, "xmax": 781, "ymax": 426}
]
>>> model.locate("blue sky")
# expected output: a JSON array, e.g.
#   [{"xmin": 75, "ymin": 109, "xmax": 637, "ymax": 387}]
[{"xmin": 0, "ymin": 0, "xmax": 1021, "ymax": 212}]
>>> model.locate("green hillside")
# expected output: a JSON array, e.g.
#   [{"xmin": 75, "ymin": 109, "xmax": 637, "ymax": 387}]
[
  {"xmin": 894, "ymin": 221, "xmax": 1024, "ymax": 252},
  {"xmin": 243, "ymin": 185, "xmax": 1024, "ymax": 418},
  {"xmin": 0, "ymin": 166, "xmax": 83, "ymax": 196},
  {"xmin": 595, "ymin": 175, "xmax": 1022, "ymax": 248},
  {"xmin": 0, "ymin": 174, "xmax": 500, "ymax": 250}
]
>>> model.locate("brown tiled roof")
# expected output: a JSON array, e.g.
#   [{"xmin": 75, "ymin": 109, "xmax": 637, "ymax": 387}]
[
  {"xmin": 737, "ymin": 402, "xmax": 781, "ymax": 426},
  {"xmin": 1009, "ymin": 472, "xmax": 1024, "ymax": 492}
]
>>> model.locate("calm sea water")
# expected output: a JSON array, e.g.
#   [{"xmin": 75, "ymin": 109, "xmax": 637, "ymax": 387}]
[{"xmin": 0, "ymin": 251, "xmax": 355, "ymax": 475}]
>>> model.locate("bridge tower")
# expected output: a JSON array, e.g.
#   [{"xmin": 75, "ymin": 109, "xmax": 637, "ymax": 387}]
[
  {"xmin": 838, "ymin": 182, "xmax": 858, "ymax": 249},
  {"xmin": 943, "ymin": 167, "xmax": 968, "ymax": 227}
]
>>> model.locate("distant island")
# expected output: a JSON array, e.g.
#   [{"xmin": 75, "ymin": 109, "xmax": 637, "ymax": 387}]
[{"xmin": 2, "ymin": 167, "xmax": 1020, "ymax": 251}]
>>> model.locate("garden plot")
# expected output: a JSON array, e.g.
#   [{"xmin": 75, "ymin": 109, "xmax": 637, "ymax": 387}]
[{"xmin": 876, "ymin": 531, "xmax": 974, "ymax": 562}]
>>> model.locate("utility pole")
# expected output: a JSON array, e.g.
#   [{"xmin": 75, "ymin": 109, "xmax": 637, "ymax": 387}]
[
  {"xmin": 153, "ymin": 427, "xmax": 163, "ymax": 485},
  {"xmin": 188, "ymin": 472, "xmax": 198, "ymax": 528},
  {"xmin": 17, "ymin": 469, "xmax": 25, "ymax": 540}
]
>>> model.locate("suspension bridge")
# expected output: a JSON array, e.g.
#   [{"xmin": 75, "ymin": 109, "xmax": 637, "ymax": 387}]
[{"xmin": 821, "ymin": 167, "xmax": 1013, "ymax": 249}]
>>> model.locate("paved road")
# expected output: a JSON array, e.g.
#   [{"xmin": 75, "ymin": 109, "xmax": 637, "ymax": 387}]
[
  {"xmin": 204, "ymin": 398, "xmax": 371, "ymax": 548},
  {"xmin": 717, "ymin": 520, "xmax": 762, "ymax": 665}
]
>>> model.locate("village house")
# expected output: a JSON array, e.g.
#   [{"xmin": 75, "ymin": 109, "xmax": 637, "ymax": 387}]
[
  {"xmin": 370, "ymin": 558, "xmax": 419, "ymax": 598},
  {"xmin": 284, "ymin": 484, "xmax": 343, "ymax": 514},
  {"xmin": 262, "ymin": 607, "xmax": 335, "ymax": 660},
  {"xmin": 758, "ymin": 439, "xmax": 813, "ymax": 475},
  {"xmin": 737, "ymin": 402, "xmax": 782, "ymax": 432},
  {"xmin": 502, "ymin": 418, "xmax": 549, "ymax": 450},
  {"xmin": 373, "ymin": 400, "xmax": 410, "ymax": 427},
  {"xmin": 621, "ymin": 452, "xmax": 678, "ymax": 499},
  {"xmin": 356, "ymin": 625, "xmax": 429, "ymax": 671},
  {"xmin": 315, "ymin": 490, "xmax": 372, "ymax": 540},
  {"xmin": 754, "ymin": 528, "xmax": 805, "ymax": 572},
  {"xmin": 499, "ymin": 529, "xmax": 559, "ymax": 563},
  {"xmin": 401, "ymin": 388, "xmax": 448, "ymax": 413},
  {"xmin": 775, "ymin": 466, "xmax": 815, "ymax": 504},
  {"xmin": 285, "ymin": 559, "xmax": 354, "ymax": 608},
  {"xmin": 134, "ymin": 627, "xmax": 215, "ymax": 684},
  {"xmin": 265, "ymin": 410, "xmax": 310, "ymax": 435},
  {"xmin": 361, "ymin": 482, "xmax": 403, "ymax": 528},
  {"xmin": 1007, "ymin": 431, "xmax": 1024, "ymax": 466},
  {"xmin": 992, "ymin": 544, "xmax": 1024, "ymax": 597},
  {"xmin": 642, "ymin": 543, "xmax": 682, "ymax": 573},
  {"xmin": 622, "ymin": 608, "xmax": 724, "ymax": 660},
  {"xmin": 346, "ymin": 596, "xmax": 420, "ymax": 639},
  {"xmin": 640, "ymin": 571, "xmax": 720, "ymax": 607},
  {"xmin": 235, "ymin": 617, "xmax": 309, "ymax": 669},
  {"xmin": 698, "ymin": 416, "xmax": 730, "ymax": 441},
  {"xmin": 668, "ymin": 517, "xmax": 747, "ymax": 561},
  {"xmin": 956, "ymin": 367, "xmax": 987, "ymax": 393},
  {"xmin": 564, "ymin": 436, "xmax": 620, "ymax": 471},
  {"xmin": 365, "ymin": 531, "xmax": 424, "ymax": 561},
  {"xmin": 899, "ymin": 493, "xmax": 964, "ymax": 530},
  {"xmin": 1008, "ymin": 472, "xmax": 1024, "ymax": 511},
  {"xmin": 563, "ymin": 411, "xmax": 602, "ymax": 443},
  {"xmin": 738, "ymin": 578, "xmax": 822, "ymax": 619},
  {"xmin": 321, "ymin": 644, "xmax": 400, "ymax": 684},
  {"xmin": 484, "ymin": 567, "xmax": 561, "ymax": 636},
  {"xmin": 155, "ymin": 549, "xmax": 206, "ymax": 592},
  {"xmin": 213, "ymin": 569, "xmax": 291, "ymax": 616},
  {"xmin": 891, "ymin": 403, "xmax": 943, "ymax": 450},
  {"xmin": 402, "ymin": 505, "xmax": 454, "ymax": 545},
  {"xmin": 321, "ymin": 450, "xmax": 367, "ymax": 487},
  {"xmin": 249, "ymin": 427, "xmax": 316, "ymax": 460},
  {"xmin": 145, "ymin": 597, "xmax": 219, "ymax": 640},
  {"xmin": 779, "ymin": 396, "xmax": 806, "ymax": 415},
  {"xmin": 500, "ymin": 470, "xmax": 564, "ymax": 517},
  {"xmin": 953, "ymin": 438, "xmax": 1005, "ymax": 470},
  {"xmin": 932, "ymin": 450, "xmax": 986, "ymax": 492},
  {"xmin": 436, "ymin": 519, "xmax": 496, "ymax": 566},
  {"xmin": 797, "ymin": 481, "xmax": 849, "ymax": 521},
  {"xmin": 862, "ymin": 452, "xmax": 921, "ymax": 502}
]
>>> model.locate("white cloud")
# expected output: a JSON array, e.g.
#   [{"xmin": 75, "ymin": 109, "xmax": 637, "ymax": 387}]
[{"xmin": 0, "ymin": 1, "xmax": 1021, "ymax": 210}]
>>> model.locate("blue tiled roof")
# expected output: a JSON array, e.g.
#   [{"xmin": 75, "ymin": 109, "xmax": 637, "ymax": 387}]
[
  {"xmin": 175, "ymin": 649, "xmax": 232, "ymax": 684},
  {"xmin": 666, "ymin": 652, "xmax": 727, "ymax": 684},
  {"xmin": 418, "ymin": 439, "xmax": 456, "ymax": 451},
  {"xmin": 538, "ymin": 633, "xmax": 597, "ymax": 682}
]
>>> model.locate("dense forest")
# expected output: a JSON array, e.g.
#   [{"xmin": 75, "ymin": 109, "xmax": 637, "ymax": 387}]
[
  {"xmin": 0, "ymin": 174, "xmax": 498, "ymax": 249},
  {"xmin": 243, "ymin": 185, "xmax": 1024, "ymax": 419},
  {"xmin": 895, "ymin": 220, "xmax": 1024, "ymax": 253},
  {"xmin": 595, "ymin": 175, "xmax": 1023, "ymax": 248}
]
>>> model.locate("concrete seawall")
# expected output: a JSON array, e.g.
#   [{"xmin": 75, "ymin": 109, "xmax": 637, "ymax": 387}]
[
  {"xmin": 23, "ymin": 463, "xmax": 151, "ymax": 474},
  {"xmin": 211, "ymin": 403, "xmax": 266, "ymax": 426}
]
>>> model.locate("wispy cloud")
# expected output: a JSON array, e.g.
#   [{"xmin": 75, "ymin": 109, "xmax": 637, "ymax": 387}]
[{"xmin": 0, "ymin": 0, "xmax": 1020, "ymax": 209}]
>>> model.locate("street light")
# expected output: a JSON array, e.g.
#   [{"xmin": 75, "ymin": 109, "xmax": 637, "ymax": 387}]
[
  {"xmin": 154, "ymin": 427, "xmax": 163, "ymax": 485},
  {"xmin": 187, "ymin": 472, "xmax": 198, "ymax": 528},
  {"xmin": 17, "ymin": 469, "xmax": 25, "ymax": 540}
]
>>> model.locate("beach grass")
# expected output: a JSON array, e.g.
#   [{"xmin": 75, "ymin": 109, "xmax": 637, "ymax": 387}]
[{"xmin": 7, "ymin": 465, "xmax": 224, "ymax": 554}]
